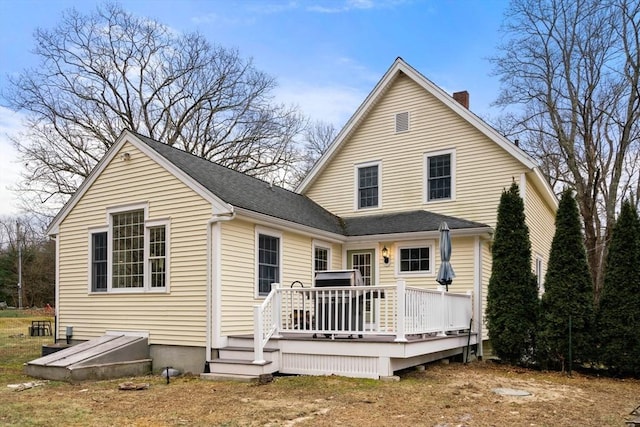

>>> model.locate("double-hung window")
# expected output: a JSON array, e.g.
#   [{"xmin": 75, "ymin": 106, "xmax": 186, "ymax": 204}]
[
  {"xmin": 356, "ymin": 162, "xmax": 381, "ymax": 209},
  {"xmin": 89, "ymin": 205, "xmax": 169, "ymax": 293},
  {"xmin": 257, "ymin": 232, "xmax": 280, "ymax": 296},
  {"xmin": 91, "ymin": 231, "xmax": 108, "ymax": 292},
  {"xmin": 425, "ymin": 150, "xmax": 455, "ymax": 202},
  {"xmin": 313, "ymin": 242, "xmax": 331, "ymax": 272}
]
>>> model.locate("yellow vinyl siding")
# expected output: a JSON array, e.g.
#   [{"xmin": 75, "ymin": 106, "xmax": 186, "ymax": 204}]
[
  {"xmin": 219, "ymin": 218, "xmax": 322, "ymax": 336},
  {"xmin": 525, "ymin": 177, "xmax": 556, "ymax": 277},
  {"xmin": 305, "ymin": 74, "xmax": 525, "ymax": 228},
  {"xmin": 375, "ymin": 237, "xmax": 475, "ymax": 293},
  {"xmin": 57, "ymin": 140, "xmax": 211, "ymax": 346}
]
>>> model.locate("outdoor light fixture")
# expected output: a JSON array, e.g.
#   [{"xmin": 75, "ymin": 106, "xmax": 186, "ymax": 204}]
[
  {"xmin": 382, "ymin": 246, "xmax": 390, "ymax": 265},
  {"xmin": 65, "ymin": 326, "xmax": 73, "ymax": 345}
]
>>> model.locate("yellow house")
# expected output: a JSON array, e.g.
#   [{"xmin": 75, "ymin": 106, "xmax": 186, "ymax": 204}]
[{"xmin": 42, "ymin": 58, "xmax": 556, "ymax": 380}]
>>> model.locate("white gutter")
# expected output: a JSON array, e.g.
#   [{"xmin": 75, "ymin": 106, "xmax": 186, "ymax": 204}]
[
  {"xmin": 232, "ymin": 207, "xmax": 345, "ymax": 244},
  {"xmin": 345, "ymin": 227, "xmax": 493, "ymax": 243},
  {"xmin": 206, "ymin": 209, "xmax": 236, "ymax": 363},
  {"xmin": 54, "ymin": 235, "xmax": 60, "ymax": 342}
]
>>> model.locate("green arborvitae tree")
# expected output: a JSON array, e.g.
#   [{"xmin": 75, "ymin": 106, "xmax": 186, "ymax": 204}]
[
  {"xmin": 537, "ymin": 189, "xmax": 593, "ymax": 371},
  {"xmin": 486, "ymin": 182, "xmax": 539, "ymax": 365},
  {"xmin": 595, "ymin": 201, "xmax": 640, "ymax": 376}
]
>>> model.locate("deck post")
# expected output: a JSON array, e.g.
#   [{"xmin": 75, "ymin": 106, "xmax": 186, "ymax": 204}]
[
  {"xmin": 272, "ymin": 282, "xmax": 282, "ymax": 338},
  {"xmin": 395, "ymin": 280, "xmax": 408, "ymax": 342},
  {"xmin": 438, "ymin": 287, "xmax": 447, "ymax": 336},
  {"xmin": 253, "ymin": 305, "xmax": 265, "ymax": 364}
]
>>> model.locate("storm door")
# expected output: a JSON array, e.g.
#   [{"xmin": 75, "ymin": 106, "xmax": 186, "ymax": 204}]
[{"xmin": 347, "ymin": 250, "xmax": 377, "ymax": 330}]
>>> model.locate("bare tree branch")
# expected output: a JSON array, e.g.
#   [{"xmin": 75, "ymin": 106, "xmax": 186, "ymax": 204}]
[{"xmin": 491, "ymin": 0, "xmax": 640, "ymax": 299}]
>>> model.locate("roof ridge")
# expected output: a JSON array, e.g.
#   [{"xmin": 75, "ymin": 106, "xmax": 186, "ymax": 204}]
[{"xmin": 129, "ymin": 129, "xmax": 305, "ymax": 198}]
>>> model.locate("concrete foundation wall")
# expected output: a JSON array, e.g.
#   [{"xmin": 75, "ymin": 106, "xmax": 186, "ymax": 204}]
[{"xmin": 150, "ymin": 344, "xmax": 208, "ymax": 375}]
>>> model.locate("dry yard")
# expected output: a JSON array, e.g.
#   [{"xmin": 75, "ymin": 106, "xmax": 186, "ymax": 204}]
[{"xmin": 2, "ymin": 361, "xmax": 639, "ymax": 426}]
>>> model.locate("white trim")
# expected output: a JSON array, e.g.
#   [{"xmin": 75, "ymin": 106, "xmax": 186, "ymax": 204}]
[
  {"xmin": 233, "ymin": 208, "xmax": 345, "ymax": 244},
  {"xmin": 345, "ymin": 226, "xmax": 493, "ymax": 243},
  {"xmin": 145, "ymin": 218, "xmax": 171, "ymax": 293},
  {"xmin": 354, "ymin": 160, "xmax": 383, "ymax": 211},
  {"xmin": 46, "ymin": 130, "xmax": 233, "ymax": 236},
  {"xmin": 105, "ymin": 202, "xmax": 149, "ymax": 223},
  {"xmin": 54, "ymin": 235, "xmax": 60, "ymax": 341},
  {"xmin": 474, "ymin": 236, "xmax": 483, "ymax": 358},
  {"xmin": 520, "ymin": 173, "xmax": 527, "ymax": 201},
  {"xmin": 87, "ymin": 226, "xmax": 108, "ymax": 294},
  {"xmin": 535, "ymin": 253, "xmax": 545, "ymax": 296},
  {"xmin": 312, "ymin": 239, "xmax": 333, "ymax": 271},
  {"xmin": 394, "ymin": 240, "xmax": 436, "ymax": 277},
  {"xmin": 424, "ymin": 149, "xmax": 456, "ymax": 203},
  {"xmin": 255, "ymin": 226, "xmax": 283, "ymax": 298},
  {"xmin": 296, "ymin": 58, "xmax": 542, "ymax": 194},
  {"xmin": 107, "ymin": 204, "xmax": 148, "ymax": 294},
  {"xmin": 89, "ymin": 203, "xmax": 172, "ymax": 294}
]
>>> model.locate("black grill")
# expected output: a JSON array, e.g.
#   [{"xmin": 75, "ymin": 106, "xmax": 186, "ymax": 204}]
[{"xmin": 314, "ymin": 270, "xmax": 363, "ymax": 287}]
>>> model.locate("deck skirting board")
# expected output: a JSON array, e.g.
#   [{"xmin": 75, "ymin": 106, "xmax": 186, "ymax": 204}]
[{"xmin": 280, "ymin": 353, "xmax": 380, "ymax": 379}]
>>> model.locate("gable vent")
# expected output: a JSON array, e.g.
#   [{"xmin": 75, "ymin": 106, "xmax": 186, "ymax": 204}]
[{"xmin": 395, "ymin": 112, "xmax": 409, "ymax": 133}]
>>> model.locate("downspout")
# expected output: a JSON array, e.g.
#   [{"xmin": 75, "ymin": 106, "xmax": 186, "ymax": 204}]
[
  {"xmin": 54, "ymin": 235, "xmax": 60, "ymax": 342},
  {"xmin": 206, "ymin": 210, "xmax": 235, "ymax": 363},
  {"xmin": 474, "ymin": 235, "xmax": 484, "ymax": 359}
]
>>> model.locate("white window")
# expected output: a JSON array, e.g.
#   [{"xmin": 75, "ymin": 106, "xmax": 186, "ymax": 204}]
[
  {"xmin": 90, "ymin": 229, "xmax": 108, "ymax": 292},
  {"xmin": 256, "ymin": 229, "xmax": 282, "ymax": 296},
  {"xmin": 535, "ymin": 255, "xmax": 544, "ymax": 295},
  {"xmin": 313, "ymin": 241, "xmax": 332, "ymax": 272},
  {"xmin": 425, "ymin": 149, "xmax": 456, "ymax": 202},
  {"xmin": 88, "ymin": 204, "xmax": 169, "ymax": 293},
  {"xmin": 396, "ymin": 242, "xmax": 434, "ymax": 276},
  {"xmin": 355, "ymin": 161, "xmax": 381, "ymax": 210}
]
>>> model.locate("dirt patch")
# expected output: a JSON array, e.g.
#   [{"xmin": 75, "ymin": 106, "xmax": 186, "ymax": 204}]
[{"xmin": 1, "ymin": 361, "xmax": 639, "ymax": 426}]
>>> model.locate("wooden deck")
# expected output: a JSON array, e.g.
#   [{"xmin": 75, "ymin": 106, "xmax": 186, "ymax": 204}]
[{"xmin": 204, "ymin": 281, "xmax": 476, "ymax": 380}]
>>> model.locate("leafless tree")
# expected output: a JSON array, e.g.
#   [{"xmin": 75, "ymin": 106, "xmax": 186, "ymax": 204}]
[
  {"xmin": 289, "ymin": 120, "xmax": 337, "ymax": 186},
  {"xmin": 491, "ymin": 0, "xmax": 640, "ymax": 299},
  {"xmin": 3, "ymin": 2, "xmax": 306, "ymax": 215}
]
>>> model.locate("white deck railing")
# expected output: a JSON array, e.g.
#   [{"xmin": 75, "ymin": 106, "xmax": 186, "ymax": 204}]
[{"xmin": 253, "ymin": 280, "xmax": 473, "ymax": 363}]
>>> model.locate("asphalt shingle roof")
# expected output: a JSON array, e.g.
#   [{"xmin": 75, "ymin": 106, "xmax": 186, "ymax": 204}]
[
  {"xmin": 133, "ymin": 132, "xmax": 491, "ymax": 237},
  {"xmin": 343, "ymin": 210, "xmax": 489, "ymax": 236}
]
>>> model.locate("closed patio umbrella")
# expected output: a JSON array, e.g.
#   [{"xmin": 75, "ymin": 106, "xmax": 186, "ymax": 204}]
[{"xmin": 436, "ymin": 221, "xmax": 455, "ymax": 291}]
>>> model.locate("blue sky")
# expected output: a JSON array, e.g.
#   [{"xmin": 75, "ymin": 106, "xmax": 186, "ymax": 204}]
[{"xmin": 0, "ymin": 0, "xmax": 510, "ymax": 216}]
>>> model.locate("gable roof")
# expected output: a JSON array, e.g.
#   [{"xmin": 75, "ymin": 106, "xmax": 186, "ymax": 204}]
[
  {"xmin": 133, "ymin": 132, "xmax": 345, "ymax": 235},
  {"xmin": 47, "ymin": 130, "xmax": 491, "ymax": 239},
  {"xmin": 296, "ymin": 57, "xmax": 557, "ymax": 210}
]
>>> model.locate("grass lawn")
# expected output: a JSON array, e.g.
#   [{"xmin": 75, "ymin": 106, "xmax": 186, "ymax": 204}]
[{"xmin": 1, "ymin": 312, "xmax": 639, "ymax": 426}]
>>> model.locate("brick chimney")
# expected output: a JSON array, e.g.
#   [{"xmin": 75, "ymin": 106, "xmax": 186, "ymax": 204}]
[{"xmin": 453, "ymin": 91, "xmax": 469, "ymax": 109}]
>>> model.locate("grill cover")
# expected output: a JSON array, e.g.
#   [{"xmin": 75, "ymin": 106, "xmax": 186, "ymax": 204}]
[{"xmin": 314, "ymin": 270, "xmax": 364, "ymax": 287}]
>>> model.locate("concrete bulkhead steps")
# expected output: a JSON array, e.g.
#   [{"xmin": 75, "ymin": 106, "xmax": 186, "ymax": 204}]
[
  {"xmin": 201, "ymin": 336, "xmax": 280, "ymax": 382},
  {"xmin": 25, "ymin": 334, "xmax": 151, "ymax": 381}
]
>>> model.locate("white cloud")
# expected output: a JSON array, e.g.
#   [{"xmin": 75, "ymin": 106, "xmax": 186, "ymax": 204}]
[
  {"xmin": 307, "ymin": 0, "xmax": 402, "ymax": 13},
  {"xmin": 274, "ymin": 80, "xmax": 366, "ymax": 128},
  {"xmin": 0, "ymin": 106, "xmax": 24, "ymax": 216}
]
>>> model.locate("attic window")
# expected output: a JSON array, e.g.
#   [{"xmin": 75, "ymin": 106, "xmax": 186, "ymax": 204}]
[{"xmin": 395, "ymin": 112, "xmax": 409, "ymax": 133}]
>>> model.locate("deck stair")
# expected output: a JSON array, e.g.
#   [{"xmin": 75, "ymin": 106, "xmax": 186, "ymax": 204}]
[{"xmin": 202, "ymin": 336, "xmax": 280, "ymax": 382}]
